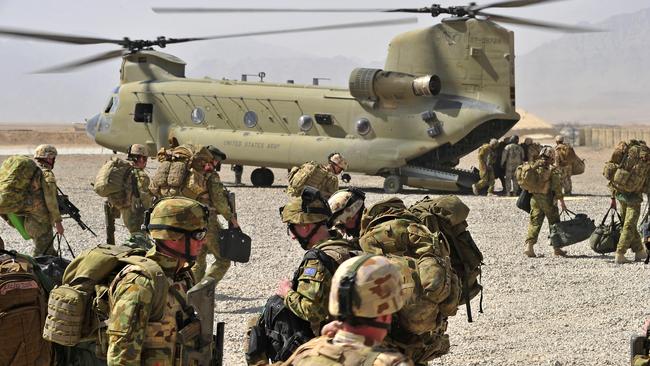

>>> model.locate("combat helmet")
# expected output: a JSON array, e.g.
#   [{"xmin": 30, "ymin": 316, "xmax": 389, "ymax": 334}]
[
  {"xmin": 539, "ymin": 146, "xmax": 555, "ymax": 160},
  {"xmin": 555, "ymin": 135, "xmax": 565, "ymax": 143},
  {"xmin": 281, "ymin": 186, "xmax": 332, "ymax": 225},
  {"xmin": 329, "ymin": 254, "xmax": 405, "ymax": 322},
  {"xmin": 206, "ymin": 145, "xmax": 227, "ymax": 161},
  {"xmin": 127, "ymin": 144, "xmax": 148, "ymax": 157},
  {"xmin": 34, "ymin": 144, "xmax": 58, "ymax": 159},
  {"xmin": 328, "ymin": 152, "xmax": 349, "ymax": 171},
  {"xmin": 328, "ymin": 187, "xmax": 366, "ymax": 228},
  {"xmin": 146, "ymin": 197, "xmax": 209, "ymax": 260}
]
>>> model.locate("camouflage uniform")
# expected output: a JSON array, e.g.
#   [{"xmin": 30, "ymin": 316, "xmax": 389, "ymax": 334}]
[
  {"xmin": 555, "ymin": 142, "xmax": 574, "ymax": 195},
  {"xmin": 614, "ymin": 191, "xmax": 644, "ymax": 256},
  {"xmin": 283, "ymin": 255, "xmax": 412, "ymax": 366},
  {"xmin": 473, "ymin": 142, "xmax": 496, "ymax": 194},
  {"xmin": 106, "ymin": 197, "xmax": 208, "ymax": 365},
  {"xmin": 110, "ymin": 165, "xmax": 154, "ymax": 234},
  {"xmin": 525, "ymin": 160, "xmax": 563, "ymax": 247},
  {"xmin": 287, "ymin": 153, "xmax": 348, "ymax": 199},
  {"xmin": 634, "ymin": 355, "xmax": 650, "ymax": 366},
  {"xmin": 26, "ymin": 165, "xmax": 61, "ymax": 256},
  {"xmin": 501, "ymin": 142, "xmax": 525, "ymax": 195}
]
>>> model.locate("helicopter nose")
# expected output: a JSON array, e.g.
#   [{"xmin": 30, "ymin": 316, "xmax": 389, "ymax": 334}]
[{"xmin": 85, "ymin": 113, "xmax": 100, "ymax": 138}]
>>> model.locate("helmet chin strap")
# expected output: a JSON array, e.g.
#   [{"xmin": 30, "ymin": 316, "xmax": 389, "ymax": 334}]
[
  {"xmin": 346, "ymin": 316, "xmax": 391, "ymax": 330},
  {"xmin": 156, "ymin": 235, "xmax": 197, "ymax": 262},
  {"xmin": 289, "ymin": 223, "xmax": 323, "ymax": 250}
]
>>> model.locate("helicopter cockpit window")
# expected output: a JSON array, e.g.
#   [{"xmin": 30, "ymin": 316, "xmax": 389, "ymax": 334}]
[
  {"xmin": 298, "ymin": 115, "xmax": 313, "ymax": 132},
  {"xmin": 356, "ymin": 118, "xmax": 372, "ymax": 136},
  {"xmin": 243, "ymin": 111, "xmax": 258, "ymax": 128},
  {"xmin": 134, "ymin": 103, "xmax": 153, "ymax": 123},
  {"xmin": 191, "ymin": 107, "xmax": 206, "ymax": 124}
]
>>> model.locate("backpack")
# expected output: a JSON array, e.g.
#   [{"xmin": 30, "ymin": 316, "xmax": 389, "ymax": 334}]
[
  {"xmin": 408, "ymin": 196, "xmax": 484, "ymax": 322},
  {"xmin": 246, "ymin": 248, "xmax": 339, "ymax": 363},
  {"xmin": 42, "ymin": 245, "xmax": 168, "ymax": 358},
  {"xmin": 603, "ymin": 141, "xmax": 650, "ymax": 194},
  {"xmin": 0, "ymin": 155, "xmax": 42, "ymax": 215},
  {"xmin": 150, "ymin": 145, "xmax": 213, "ymax": 197},
  {"xmin": 0, "ymin": 250, "xmax": 52, "ymax": 366},
  {"xmin": 516, "ymin": 161, "xmax": 551, "ymax": 193},
  {"xmin": 93, "ymin": 157, "xmax": 134, "ymax": 208},
  {"xmin": 589, "ymin": 207, "xmax": 621, "ymax": 255},
  {"xmin": 527, "ymin": 142, "xmax": 542, "ymax": 162},
  {"xmin": 287, "ymin": 162, "xmax": 334, "ymax": 197}
]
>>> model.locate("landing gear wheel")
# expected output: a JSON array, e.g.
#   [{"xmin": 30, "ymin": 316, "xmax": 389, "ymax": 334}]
[
  {"xmin": 383, "ymin": 175, "xmax": 403, "ymax": 194},
  {"xmin": 251, "ymin": 167, "xmax": 274, "ymax": 187}
]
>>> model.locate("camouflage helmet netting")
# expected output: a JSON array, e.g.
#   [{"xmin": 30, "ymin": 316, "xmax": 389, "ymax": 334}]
[
  {"xmin": 281, "ymin": 196, "xmax": 330, "ymax": 224},
  {"xmin": 149, "ymin": 197, "xmax": 208, "ymax": 241},
  {"xmin": 128, "ymin": 144, "xmax": 148, "ymax": 157},
  {"xmin": 34, "ymin": 144, "xmax": 58, "ymax": 159},
  {"xmin": 328, "ymin": 189, "xmax": 364, "ymax": 226},
  {"xmin": 329, "ymin": 153, "xmax": 349, "ymax": 171},
  {"xmin": 329, "ymin": 255, "xmax": 405, "ymax": 318}
]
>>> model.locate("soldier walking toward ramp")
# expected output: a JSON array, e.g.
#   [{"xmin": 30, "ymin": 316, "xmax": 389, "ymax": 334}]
[
  {"xmin": 472, "ymin": 139, "xmax": 498, "ymax": 196},
  {"xmin": 554, "ymin": 135, "xmax": 575, "ymax": 195},
  {"xmin": 501, "ymin": 135, "xmax": 525, "ymax": 196},
  {"xmin": 518, "ymin": 146, "xmax": 569, "ymax": 258}
]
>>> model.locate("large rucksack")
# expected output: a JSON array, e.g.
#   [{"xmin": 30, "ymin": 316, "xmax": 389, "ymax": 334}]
[
  {"xmin": 603, "ymin": 140, "xmax": 650, "ymax": 194},
  {"xmin": 0, "ymin": 250, "xmax": 52, "ymax": 366},
  {"xmin": 287, "ymin": 162, "xmax": 334, "ymax": 197},
  {"xmin": 0, "ymin": 155, "xmax": 42, "ymax": 215},
  {"xmin": 42, "ymin": 245, "xmax": 167, "ymax": 359},
  {"xmin": 409, "ymin": 195, "xmax": 484, "ymax": 322},
  {"xmin": 150, "ymin": 145, "xmax": 213, "ymax": 197},
  {"xmin": 516, "ymin": 161, "xmax": 552, "ymax": 193},
  {"xmin": 246, "ymin": 247, "xmax": 339, "ymax": 363},
  {"xmin": 93, "ymin": 157, "xmax": 134, "ymax": 208}
]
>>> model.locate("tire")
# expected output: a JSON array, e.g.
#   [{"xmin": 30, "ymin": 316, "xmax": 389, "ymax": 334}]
[
  {"xmin": 251, "ymin": 168, "xmax": 274, "ymax": 187},
  {"xmin": 383, "ymin": 175, "xmax": 402, "ymax": 194}
]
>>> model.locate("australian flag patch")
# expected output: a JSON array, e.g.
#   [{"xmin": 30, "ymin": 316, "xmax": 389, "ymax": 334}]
[{"xmin": 303, "ymin": 267, "xmax": 317, "ymax": 276}]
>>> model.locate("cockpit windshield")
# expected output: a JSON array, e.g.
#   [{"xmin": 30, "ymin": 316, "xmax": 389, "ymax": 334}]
[{"xmin": 103, "ymin": 86, "xmax": 120, "ymax": 114}]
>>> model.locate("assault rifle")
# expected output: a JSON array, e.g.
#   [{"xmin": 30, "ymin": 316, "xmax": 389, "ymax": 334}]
[
  {"xmin": 178, "ymin": 276, "xmax": 225, "ymax": 366},
  {"xmin": 56, "ymin": 188, "xmax": 97, "ymax": 237}
]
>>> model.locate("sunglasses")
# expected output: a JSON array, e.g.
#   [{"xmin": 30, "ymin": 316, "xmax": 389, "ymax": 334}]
[{"xmin": 191, "ymin": 228, "xmax": 208, "ymax": 240}]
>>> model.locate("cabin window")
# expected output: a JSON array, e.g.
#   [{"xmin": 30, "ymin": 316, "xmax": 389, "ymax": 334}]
[
  {"xmin": 298, "ymin": 115, "xmax": 313, "ymax": 132},
  {"xmin": 134, "ymin": 103, "xmax": 153, "ymax": 123},
  {"xmin": 191, "ymin": 107, "xmax": 206, "ymax": 124},
  {"xmin": 356, "ymin": 118, "xmax": 371, "ymax": 136},
  {"xmin": 244, "ymin": 111, "xmax": 258, "ymax": 128}
]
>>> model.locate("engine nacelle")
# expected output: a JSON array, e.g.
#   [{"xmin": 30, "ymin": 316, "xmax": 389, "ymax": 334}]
[{"xmin": 348, "ymin": 68, "xmax": 441, "ymax": 108}]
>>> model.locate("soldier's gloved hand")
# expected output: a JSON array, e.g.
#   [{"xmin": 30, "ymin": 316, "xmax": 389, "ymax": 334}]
[
  {"xmin": 229, "ymin": 218, "xmax": 239, "ymax": 229},
  {"xmin": 341, "ymin": 173, "xmax": 351, "ymax": 183},
  {"xmin": 276, "ymin": 279, "xmax": 292, "ymax": 298},
  {"xmin": 320, "ymin": 321, "xmax": 343, "ymax": 337},
  {"xmin": 55, "ymin": 221, "xmax": 64, "ymax": 235},
  {"xmin": 610, "ymin": 197, "xmax": 617, "ymax": 210}
]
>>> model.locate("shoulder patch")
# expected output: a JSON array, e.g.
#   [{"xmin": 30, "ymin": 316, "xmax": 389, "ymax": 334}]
[{"xmin": 303, "ymin": 267, "xmax": 317, "ymax": 277}]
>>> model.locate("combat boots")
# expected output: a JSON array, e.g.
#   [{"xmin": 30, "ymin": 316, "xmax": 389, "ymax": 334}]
[
  {"xmin": 634, "ymin": 249, "xmax": 647, "ymax": 262},
  {"xmin": 524, "ymin": 242, "xmax": 536, "ymax": 258},
  {"xmin": 615, "ymin": 252, "xmax": 631, "ymax": 264},
  {"xmin": 553, "ymin": 247, "xmax": 568, "ymax": 257}
]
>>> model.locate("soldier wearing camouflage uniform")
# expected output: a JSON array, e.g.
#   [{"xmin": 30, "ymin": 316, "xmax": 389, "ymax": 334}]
[
  {"xmin": 281, "ymin": 255, "xmax": 413, "ymax": 366},
  {"xmin": 287, "ymin": 153, "xmax": 349, "ymax": 199},
  {"xmin": 328, "ymin": 188, "xmax": 366, "ymax": 240},
  {"xmin": 107, "ymin": 144, "xmax": 154, "ymax": 235},
  {"xmin": 106, "ymin": 197, "xmax": 209, "ymax": 364},
  {"xmin": 523, "ymin": 146, "xmax": 569, "ymax": 258},
  {"xmin": 554, "ymin": 135, "xmax": 574, "ymax": 195},
  {"xmin": 278, "ymin": 188, "xmax": 359, "ymax": 333},
  {"xmin": 472, "ymin": 138, "xmax": 498, "ymax": 196},
  {"xmin": 358, "ymin": 198, "xmax": 460, "ymax": 364},
  {"xmin": 26, "ymin": 144, "xmax": 63, "ymax": 256},
  {"xmin": 501, "ymin": 135, "xmax": 525, "ymax": 196}
]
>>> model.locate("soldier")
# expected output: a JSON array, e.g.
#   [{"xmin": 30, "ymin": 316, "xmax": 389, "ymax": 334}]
[
  {"xmin": 523, "ymin": 146, "xmax": 569, "ymax": 258},
  {"xmin": 278, "ymin": 188, "xmax": 359, "ymax": 332},
  {"xmin": 521, "ymin": 137, "xmax": 541, "ymax": 162},
  {"xmin": 328, "ymin": 187, "xmax": 366, "ymax": 240},
  {"xmin": 472, "ymin": 138, "xmax": 498, "ymax": 196},
  {"xmin": 192, "ymin": 145, "xmax": 239, "ymax": 284},
  {"xmin": 610, "ymin": 182, "xmax": 648, "ymax": 264},
  {"xmin": 107, "ymin": 144, "xmax": 154, "ymax": 236},
  {"xmin": 493, "ymin": 138, "xmax": 508, "ymax": 193},
  {"xmin": 106, "ymin": 196, "xmax": 209, "ymax": 364},
  {"xmin": 287, "ymin": 153, "xmax": 349, "ymax": 199},
  {"xmin": 26, "ymin": 144, "xmax": 63, "ymax": 256},
  {"xmin": 281, "ymin": 254, "xmax": 412, "ymax": 366},
  {"xmin": 554, "ymin": 135, "xmax": 574, "ymax": 195},
  {"xmin": 501, "ymin": 135, "xmax": 525, "ymax": 196}
]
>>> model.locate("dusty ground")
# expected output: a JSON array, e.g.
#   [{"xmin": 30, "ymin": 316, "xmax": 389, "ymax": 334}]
[{"xmin": 0, "ymin": 146, "xmax": 646, "ymax": 365}]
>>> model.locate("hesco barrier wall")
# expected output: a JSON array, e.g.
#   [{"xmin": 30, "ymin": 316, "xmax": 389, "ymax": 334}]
[{"xmin": 579, "ymin": 127, "xmax": 650, "ymax": 148}]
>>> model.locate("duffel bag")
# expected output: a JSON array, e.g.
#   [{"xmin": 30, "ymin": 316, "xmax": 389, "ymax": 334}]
[
  {"xmin": 589, "ymin": 207, "xmax": 621, "ymax": 254},
  {"xmin": 549, "ymin": 210, "xmax": 596, "ymax": 248},
  {"xmin": 516, "ymin": 189, "xmax": 532, "ymax": 213}
]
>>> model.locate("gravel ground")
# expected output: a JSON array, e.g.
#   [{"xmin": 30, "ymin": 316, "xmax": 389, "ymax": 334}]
[{"xmin": 0, "ymin": 146, "xmax": 646, "ymax": 365}]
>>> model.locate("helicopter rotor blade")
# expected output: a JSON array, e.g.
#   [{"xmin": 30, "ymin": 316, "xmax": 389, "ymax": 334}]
[
  {"xmin": 471, "ymin": 0, "xmax": 564, "ymax": 12},
  {"xmin": 152, "ymin": 7, "xmax": 400, "ymax": 13},
  {"xmin": 0, "ymin": 27, "xmax": 124, "ymax": 45},
  {"xmin": 33, "ymin": 49, "xmax": 127, "ymax": 73},
  {"xmin": 161, "ymin": 17, "xmax": 418, "ymax": 45},
  {"xmin": 479, "ymin": 12, "xmax": 602, "ymax": 32}
]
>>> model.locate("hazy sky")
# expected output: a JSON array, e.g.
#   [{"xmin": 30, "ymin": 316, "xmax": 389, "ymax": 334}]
[{"xmin": 0, "ymin": 0, "xmax": 649, "ymax": 122}]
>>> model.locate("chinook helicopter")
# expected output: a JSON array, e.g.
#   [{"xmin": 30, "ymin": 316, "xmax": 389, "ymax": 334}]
[{"xmin": 0, "ymin": 0, "xmax": 595, "ymax": 193}]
